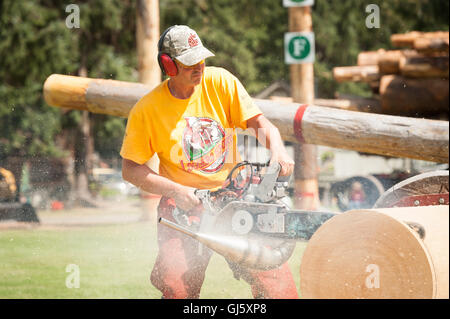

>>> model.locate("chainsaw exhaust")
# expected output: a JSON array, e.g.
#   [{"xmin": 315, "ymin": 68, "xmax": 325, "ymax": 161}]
[{"xmin": 159, "ymin": 217, "xmax": 295, "ymax": 270}]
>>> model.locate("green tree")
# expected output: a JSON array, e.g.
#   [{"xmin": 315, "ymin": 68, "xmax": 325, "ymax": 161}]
[{"xmin": 0, "ymin": 0, "xmax": 138, "ymax": 202}]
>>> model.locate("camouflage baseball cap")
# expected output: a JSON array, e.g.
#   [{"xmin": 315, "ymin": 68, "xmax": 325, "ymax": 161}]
[{"xmin": 160, "ymin": 25, "xmax": 215, "ymax": 66}]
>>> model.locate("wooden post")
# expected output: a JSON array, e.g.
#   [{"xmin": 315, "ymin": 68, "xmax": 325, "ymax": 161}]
[
  {"xmin": 136, "ymin": 0, "xmax": 161, "ymax": 222},
  {"xmin": 289, "ymin": 6, "xmax": 319, "ymax": 210}
]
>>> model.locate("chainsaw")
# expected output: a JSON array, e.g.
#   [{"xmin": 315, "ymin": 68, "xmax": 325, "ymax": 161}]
[{"xmin": 159, "ymin": 161, "xmax": 337, "ymax": 270}]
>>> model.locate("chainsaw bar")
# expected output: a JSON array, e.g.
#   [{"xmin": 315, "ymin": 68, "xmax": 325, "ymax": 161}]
[
  {"xmin": 282, "ymin": 211, "xmax": 338, "ymax": 240},
  {"xmin": 216, "ymin": 201, "xmax": 338, "ymax": 241},
  {"xmin": 257, "ymin": 210, "xmax": 338, "ymax": 241}
]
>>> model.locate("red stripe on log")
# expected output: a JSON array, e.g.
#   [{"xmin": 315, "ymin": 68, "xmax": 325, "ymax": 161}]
[{"xmin": 293, "ymin": 104, "xmax": 309, "ymax": 143}]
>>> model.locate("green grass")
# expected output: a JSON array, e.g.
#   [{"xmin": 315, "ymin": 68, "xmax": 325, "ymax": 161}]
[{"xmin": 0, "ymin": 219, "xmax": 307, "ymax": 299}]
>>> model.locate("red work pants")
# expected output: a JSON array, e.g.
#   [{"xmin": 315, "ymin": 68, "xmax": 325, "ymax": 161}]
[{"xmin": 150, "ymin": 197, "xmax": 298, "ymax": 299}]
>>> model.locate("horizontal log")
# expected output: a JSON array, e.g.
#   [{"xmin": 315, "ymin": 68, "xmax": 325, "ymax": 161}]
[
  {"xmin": 414, "ymin": 37, "xmax": 449, "ymax": 53},
  {"xmin": 391, "ymin": 31, "xmax": 449, "ymax": 48},
  {"xmin": 314, "ymin": 96, "xmax": 381, "ymax": 113},
  {"xmin": 43, "ymin": 74, "xmax": 449, "ymax": 163},
  {"xmin": 333, "ymin": 65, "xmax": 380, "ymax": 83},
  {"xmin": 269, "ymin": 96, "xmax": 382, "ymax": 113},
  {"xmin": 379, "ymin": 75, "xmax": 449, "ymax": 116},
  {"xmin": 44, "ymin": 74, "xmax": 151, "ymax": 117},
  {"xmin": 399, "ymin": 55, "xmax": 449, "ymax": 78},
  {"xmin": 378, "ymin": 50, "xmax": 411, "ymax": 74},
  {"xmin": 358, "ymin": 50, "xmax": 431, "ymax": 75},
  {"xmin": 357, "ymin": 49, "xmax": 387, "ymax": 66}
]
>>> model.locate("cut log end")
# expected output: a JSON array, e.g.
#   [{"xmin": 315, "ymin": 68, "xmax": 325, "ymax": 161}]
[{"xmin": 300, "ymin": 206, "xmax": 449, "ymax": 299}]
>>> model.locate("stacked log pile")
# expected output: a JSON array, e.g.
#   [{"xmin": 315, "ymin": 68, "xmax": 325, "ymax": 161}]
[{"xmin": 332, "ymin": 31, "xmax": 449, "ymax": 118}]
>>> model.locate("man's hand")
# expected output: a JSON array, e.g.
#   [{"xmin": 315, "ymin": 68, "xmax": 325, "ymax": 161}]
[
  {"xmin": 270, "ymin": 152, "xmax": 295, "ymax": 176},
  {"xmin": 172, "ymin": 186, "xmax": 201, "ymax": 212}
]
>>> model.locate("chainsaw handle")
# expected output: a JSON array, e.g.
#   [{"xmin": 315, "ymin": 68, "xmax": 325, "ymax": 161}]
[{"xmin": 277, "ymin": 174, "xmax": 290, "ymax": 183}]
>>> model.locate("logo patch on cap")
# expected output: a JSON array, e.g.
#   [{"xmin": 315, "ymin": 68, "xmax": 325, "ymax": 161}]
[{"xmin": 188, "ymin": 33, "xmax": 199, "ymax": 47}]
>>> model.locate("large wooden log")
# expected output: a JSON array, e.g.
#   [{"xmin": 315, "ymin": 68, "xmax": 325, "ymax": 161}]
[
  {"xmin": 270, "ymin": 96, "xmax": 382, "ymax": 113},
  {"xmin": 414, "ymin": 37, "xmax": 449, "ymax": 54},
  {"xmin": 379, "ymin": 75, "xmax": 449, "ymax": 116},
  {"xmin": 391, "ymin": 31, "xmax": 450, "ymax": 48},
  {"xmin": 399, "ymin": 55, "xmax": 449, "ymax": 78},
  {"xmin": 43, "ymin": 74, "xmax": 449, "ymax": 163},
  {"xmin": 300, "ymin": 205, "xmax": 449, "ymax": 299},
  {"xmin": 314, "ymin": 96, "xmax": 381, "ymax": 113},
  {"xmin": 333, "ymin": 65, "xmax": 380, "ymax": 83}
]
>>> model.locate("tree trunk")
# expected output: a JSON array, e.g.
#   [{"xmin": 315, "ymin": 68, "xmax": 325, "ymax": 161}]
[
  {"xmin": 136, "ymin": 0, "xmax": 161, "ymax": 87},
  {"xmin": 72, "ymin": 66, "xmax": 96, "ymax": 207}
]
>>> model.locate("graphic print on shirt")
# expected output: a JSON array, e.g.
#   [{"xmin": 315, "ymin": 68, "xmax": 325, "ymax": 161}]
[{"xmin": 180, "ymin": 116, "xmax": 233, "ymax": 174}]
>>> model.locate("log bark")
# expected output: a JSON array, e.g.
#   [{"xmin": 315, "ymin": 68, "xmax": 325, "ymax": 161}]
[
  {"xmin": 391, "ymin": 31, "xmax": 449, "ymax": 48},
  {"xmin": 399, "ymin": 55, "xmax": 449, "ymax": 78},
  {"xmin": 43, "ymin": 74, "xmax": 449, "ymax": 163},
  {"xmin": 379, "ymin": 75, "xmax": 449, "ymax": 116},
  {"xmin": 333, "ymin": 65, "xmax": 380, "ymax": 83}
]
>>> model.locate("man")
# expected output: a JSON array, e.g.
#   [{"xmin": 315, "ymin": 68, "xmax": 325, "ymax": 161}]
[{"xmin": 121, "ymin": 25, "xmax": 297, "ymax": 299}]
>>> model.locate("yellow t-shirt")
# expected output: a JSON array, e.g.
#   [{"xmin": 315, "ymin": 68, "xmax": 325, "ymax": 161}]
[{"xmin": 120, "ymin": 67, "xmax": 262, "ymax": 190}]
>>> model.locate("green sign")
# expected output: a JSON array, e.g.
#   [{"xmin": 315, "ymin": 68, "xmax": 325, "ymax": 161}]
[{"xmin": 285, "ymin": 32, "xmax": 315, "ymax": 64}]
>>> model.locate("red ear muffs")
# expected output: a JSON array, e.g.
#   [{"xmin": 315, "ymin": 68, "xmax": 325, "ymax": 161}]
[
  {"xmin": 157, "ymin": 26, "xmax": 178, "ymax": 77},
  {"xmin": 158, "ymin": 53, "xmax": 178, "ymax": 77}
]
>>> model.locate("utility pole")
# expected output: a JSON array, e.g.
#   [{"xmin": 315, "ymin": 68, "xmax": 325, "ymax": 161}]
[
  {"xmin": 287, "ymin": 5, "xmax": 320, "ymax": 210},
  {"xmin": 136, "ymin": 0, "xmax": 161, "ymax": 222}
]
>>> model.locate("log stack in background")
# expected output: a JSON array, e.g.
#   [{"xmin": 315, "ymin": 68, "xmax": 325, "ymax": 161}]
[{"xmin": 332, "ymin": 31, "xmax": 449, "ymax": 118}]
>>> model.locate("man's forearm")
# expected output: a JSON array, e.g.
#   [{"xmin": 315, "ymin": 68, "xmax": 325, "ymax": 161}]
[
  {"xmin": 122, "ymin": 158, "xmax": 182, "ymax": 198},
  {"xmin": 247, "ymin": 114, "xmax": 295, "ymax": 176},
  {"xmin": 247, "ymin": 115, "xmax": 284, "ymax": 153}
]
